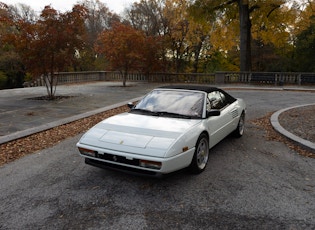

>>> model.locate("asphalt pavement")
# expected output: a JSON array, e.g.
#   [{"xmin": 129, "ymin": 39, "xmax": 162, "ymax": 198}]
[
  {"xmin": 0, "ymin": 82, "xmax": 162, "ymax": 144},
  {"xmin": 0, "ymin": 85, "xmax": 314, "ymax": 229}
]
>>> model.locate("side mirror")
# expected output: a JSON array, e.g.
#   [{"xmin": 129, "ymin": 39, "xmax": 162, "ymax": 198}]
[
  {"xmin": 127, "ymin": 102, "xmax": 134, "ymax": 109},
  {"xmin": 206, "ymin": 110, "xmax": 220, "ymax": 118}
]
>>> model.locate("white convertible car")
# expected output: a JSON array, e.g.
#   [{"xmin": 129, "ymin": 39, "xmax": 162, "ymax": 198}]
[{"xmin": 77, "ymin": 85, "xmax": 246, "ymax": 176}]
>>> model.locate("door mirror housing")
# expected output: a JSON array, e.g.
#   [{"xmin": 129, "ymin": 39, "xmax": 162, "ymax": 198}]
[{"xmin": 127, "ymin": 102, "xmax": 134, "ymax": 109}]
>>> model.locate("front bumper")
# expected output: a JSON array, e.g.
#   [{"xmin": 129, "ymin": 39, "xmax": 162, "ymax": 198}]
[{"xmin": 78, "ymin": 144, "xmax": 195, "ymax": 175}]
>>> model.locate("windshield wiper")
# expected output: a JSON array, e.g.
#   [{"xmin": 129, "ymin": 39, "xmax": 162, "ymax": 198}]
[
  {"xmin": 131, "ymin": 109, "xmax": 196, "ymax": 119},
  {"xmin": 155, "ymin": 111, "xmax": 193, "ymax": 119},
  {"xmin": 130, "ymin": 108, "xmax": 159, "ymax": 116}
]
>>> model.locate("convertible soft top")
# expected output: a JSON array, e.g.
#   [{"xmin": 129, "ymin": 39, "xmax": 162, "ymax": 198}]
[
  {"xmin": 158, "ymin": 85, "xmax": 236, "ymax": 103},
  {"xmin": 158, "ymin": 84, "xmax": 219, "ymax": 93}
]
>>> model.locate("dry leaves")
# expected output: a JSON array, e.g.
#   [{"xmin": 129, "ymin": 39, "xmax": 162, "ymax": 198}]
[
  {"xmin": 0, "ymin": 105, "xmax": 129, "ymax": 166},
  {"xmin": 251, "ymin": 113, "xmax": 315, "ymax": 159},
  {"xmin": 278, "ymin": 105, "xmax": 315, "ymax": 143}
]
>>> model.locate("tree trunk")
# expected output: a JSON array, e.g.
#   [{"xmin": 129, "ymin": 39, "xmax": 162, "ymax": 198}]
[
  {"xmin": 238, "ymin": 0, "xmax": 252, "ymax": 71},
  {"xmin": 43, "ymin": 73, "xmax": 57, "ymax": 100},
  {"xmin": 192, "ymin": 39, "xmax": 204, "ymax": 73}
]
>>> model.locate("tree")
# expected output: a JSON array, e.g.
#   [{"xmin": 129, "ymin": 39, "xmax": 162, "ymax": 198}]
[
  {"xmin": 294, "ymin": 18, "xmax": 315, "ymax": 71},
  {"xmin": 0, "ymin": 2, "xmax": 25, "ymax": 89},
  {"xmin": 163, "ymin": 0, "xmax": 192, "ymax": 72},
  {"xmin": 190, "ymin": 0, "xmax": 249, "ymax": 71},
  {"xmin": 139, "ymin": 35, "xmax": 164, "ymax": 75},
  {"xmin": 191, "ymin": 0, "xmax": 288, "ymax": 71},
  {"xmin": 125, "ymin": 0, "xmax": 170, "ymax": 72},
  {"xmin": 127, "ymin": 0, "xmax": 166, "ymax": 36},
  {"xmin": 96, "ymin": 23, "xmax": 151, "ymax": 86},
  {"xmin": 290, "ymin": 0, "xmax": 315, "ymax": 71},
  {"xmin": 8, "ymin": 2, "xmax": 37, "ymax": 23},
  {"xmin": 238, "ymin": 0, "xmax": 251, "ymax": 71},
  {"xmin": 77, "ymin": 0, "xmax": 120, "ymax": 71},
  {"xmin": 8, "ymin": 5, "xmax": 88, "ymax": 98}
]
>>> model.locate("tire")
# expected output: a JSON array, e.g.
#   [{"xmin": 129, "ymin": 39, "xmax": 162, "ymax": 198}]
[
  {"xmin": 189, "ymin": 133, "xmax": 209, "ymax": 174},
  {"xmin": 233, "ymin": 112, "xmax": 245, "ymax": 138}
]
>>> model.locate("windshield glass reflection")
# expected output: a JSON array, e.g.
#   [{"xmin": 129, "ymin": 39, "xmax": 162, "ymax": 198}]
[{"xmin": 134, "ymin": 89, "xmax": 204, "ymax": 118}]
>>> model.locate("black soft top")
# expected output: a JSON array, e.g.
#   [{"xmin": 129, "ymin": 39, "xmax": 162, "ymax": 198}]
[
  {"xmin": 158, "ymin": 84, "xmax": 236, "ymax": 103},
  {"xmin": 158, "ymin": 84, "xmax": 218, "ymax": 93}
]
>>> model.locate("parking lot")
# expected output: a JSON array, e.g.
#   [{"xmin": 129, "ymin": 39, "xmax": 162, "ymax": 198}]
[{"xmin": 0, "ymin": 85, "xmax": 314, "ymax": 229}]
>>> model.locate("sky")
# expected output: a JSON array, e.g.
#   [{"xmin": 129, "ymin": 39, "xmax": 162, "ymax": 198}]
[{"xmin": 1, "ymin": 0, "xmax": 139, "ymax": 14}]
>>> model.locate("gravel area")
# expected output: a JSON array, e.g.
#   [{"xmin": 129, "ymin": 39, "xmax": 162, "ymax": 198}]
[{"xmin": 279, "ymin": 105, "xmax": 315, "ymax": 143}]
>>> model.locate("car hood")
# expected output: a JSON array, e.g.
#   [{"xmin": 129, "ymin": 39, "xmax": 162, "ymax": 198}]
[{"xmin": 78, "ymin": 113, "xmax": 201, "ymax": 157}]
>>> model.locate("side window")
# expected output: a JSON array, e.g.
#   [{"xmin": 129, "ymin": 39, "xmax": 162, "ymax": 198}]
[
  {"xmin": 219, "ymin": 92, "xmax": 228, "ymax": 107},
  {"xmin": 207, "ymin": 91, "xmax": 228, "ymax": 110},
  {"xmin": 206, "ymin": 97, "xmax": 211, "ymax": 111}
]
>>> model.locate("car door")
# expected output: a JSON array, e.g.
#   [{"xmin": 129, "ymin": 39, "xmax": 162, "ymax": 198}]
[{"xmin": 206, "ymin": 91, "xmax": 234, "ymax": 148}]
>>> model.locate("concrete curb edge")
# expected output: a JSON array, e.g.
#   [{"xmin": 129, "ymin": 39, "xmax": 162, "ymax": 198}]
[{"xmin": 270, "ymin": 103, "xmax": 315, "ymax": 152}]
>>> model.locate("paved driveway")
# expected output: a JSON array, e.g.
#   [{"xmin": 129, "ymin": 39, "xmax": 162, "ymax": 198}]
[
  {"xmin": 0, "ymin": 89, "xmax": 314, "ymax": 229},
  {"xmin": 0, "ymin": 82, "xmax": 160, "ymax": 136}
]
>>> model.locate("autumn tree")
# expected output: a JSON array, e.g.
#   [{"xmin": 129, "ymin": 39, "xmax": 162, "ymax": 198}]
[
  {"xmin": 140, "ymin": 35, "xmax": 164, "ymax": 75},
  {"xmin": 162, "ymin": 0, "xmax": 191, "ymax": 72},
  {"xmin": 0, "ymin": 2, "xmax": 28, "ymax": 89},
  {"xmin": 127, "ymin": 0, "xmax": 170, "ymax": 71},
  {"xmin": 127, "ymin": 0, "xmax": 222, "ymax": 73},
  {"xmin": 190, "ymin": 0, "xmax": 250, "ymax": 71},
  {"xmin": 290, "ymin": 0, "xmax": 315, "ymax": 71},
  {"xmin": 1, "ymin": 0, "xmax": 315, "ymax": 90},
  {"xmin": 78, "ymin": 0, "xmax": 120, "ymax": 70},
  {"xmin": 294, "ymin": 19, "xmax": 315, "ymax": 71},
  {"xmin": 0, "ymin": 2, "xmax": 10, "ymax": 88},
  {"xmin": 191, "ymin": 0, "xmax": 290, "ymax": 71},
  {"xmin": 127, "ymin": 0, "xmax": 167, "ymax": 36},
  {"xmin": 96, "ymin": 22, "xmax": 158, "ymax": 86},
  {"xmin": 129, "ymin": 0, "xmax": 206, "ymax": 73},
  {"xmin": 9, "ymin": 5, "xmax": 88, "ymax": 98},
  {"xmin": 185, "ymin": 12, "xmax": 214, "ymax": 73}
]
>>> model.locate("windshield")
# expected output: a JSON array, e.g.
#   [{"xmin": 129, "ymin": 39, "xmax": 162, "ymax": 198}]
[{"xmin": 131, "ymin": 89, "xmax": 205, "ymax": 118}]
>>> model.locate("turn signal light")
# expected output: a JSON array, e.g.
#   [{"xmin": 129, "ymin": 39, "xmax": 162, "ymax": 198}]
[
  {"xmin": 139, "ymin": 160, "xmax": 161, "ymax": 169},
  {"xmin": 78, "ymin": 147, "xmax": 96, "ymax": 157}
]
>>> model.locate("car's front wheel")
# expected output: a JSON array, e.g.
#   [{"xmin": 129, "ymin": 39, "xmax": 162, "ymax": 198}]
[
  {"xmin": 233, "ymin": 112, "xmax": 245, "ymax": 137},
  {"xmin": 189, "ymin": 133, "xmax": 209, "ymax": 174}
]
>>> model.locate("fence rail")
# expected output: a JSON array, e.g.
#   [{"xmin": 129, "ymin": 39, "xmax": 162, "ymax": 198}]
[{"xmin": 24, "ymin": 71, "xmax": 315, "ymax": 87}]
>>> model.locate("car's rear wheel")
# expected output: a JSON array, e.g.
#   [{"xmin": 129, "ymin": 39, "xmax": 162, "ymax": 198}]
[
  {"xmin": 189, "ymin": 133, "xmax": 209, "ymax": 174},
  {"xmin": 233, "ymin": 112, "xmax": 245, "ymax": 137}
]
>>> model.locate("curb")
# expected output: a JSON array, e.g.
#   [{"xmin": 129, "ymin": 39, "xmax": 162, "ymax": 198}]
[
  {"xmin": 0, "ymin": 97, "xmax": 143, "ymax": 145},
  {"xmin": 270, "ymin": 104, "xmax": 315, "ymax": 152}
]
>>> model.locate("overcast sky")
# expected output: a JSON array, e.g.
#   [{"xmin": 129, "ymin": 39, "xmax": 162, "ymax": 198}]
[{"xmin": 1, "ymin": 0, "xmax": 139, "ymax": 14}]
